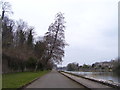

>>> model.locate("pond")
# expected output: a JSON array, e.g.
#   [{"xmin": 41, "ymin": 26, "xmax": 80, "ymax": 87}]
[{"xmin": 66, "ymin": 71, "xmax": 120, "ymax": 83}]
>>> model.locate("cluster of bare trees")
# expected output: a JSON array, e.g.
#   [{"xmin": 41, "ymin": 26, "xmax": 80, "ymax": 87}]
[{"xmin": 1, "ymin": 1, "xmax": 67, "ymax": 73}]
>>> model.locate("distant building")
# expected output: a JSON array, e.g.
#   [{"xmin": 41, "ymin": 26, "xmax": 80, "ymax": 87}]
[{"xmin": 93, "ymin": 60, "xmax": 116, "ymax": 71}]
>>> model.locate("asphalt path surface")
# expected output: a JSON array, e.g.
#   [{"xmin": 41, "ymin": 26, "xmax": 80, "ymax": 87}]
[{"xmin": 25, "ymin": 70, "xmax": 86, "ymax": 88}]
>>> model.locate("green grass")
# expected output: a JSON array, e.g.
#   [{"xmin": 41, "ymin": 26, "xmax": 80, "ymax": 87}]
[
  {"xmin": 0, "ymin": 74, "xmax": 2, "ymax": 89},
  {"xmin": 2, "ymin": 70, "xmax": 50, "ymax": 88}
]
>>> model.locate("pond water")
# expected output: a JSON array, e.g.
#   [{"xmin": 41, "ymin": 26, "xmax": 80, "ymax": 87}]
[{"xmin": 66, "ymin": 71, "xmax": 120, "ymax": 83}]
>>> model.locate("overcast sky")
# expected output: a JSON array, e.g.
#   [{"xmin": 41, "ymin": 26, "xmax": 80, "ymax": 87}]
[{"xmin": 6, "ymin": 0, "xmax": 119, "ymax": 66}]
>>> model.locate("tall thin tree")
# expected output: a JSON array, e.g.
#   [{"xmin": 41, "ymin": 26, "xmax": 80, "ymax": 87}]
[{"xmin": 34, "ymin": 12, "xmax": 66, "ymax": 71}]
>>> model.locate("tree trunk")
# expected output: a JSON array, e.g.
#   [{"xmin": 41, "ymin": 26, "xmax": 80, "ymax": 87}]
[
  {"xmin": 2, "ymin": 11, "xmax": 5, "ymax": 20},
  {"xmin": 34, "ymin": 60, "xmax": 39, "ymax": 72},
  {"xmin": 45, "ymin": 24, "xmax": 60, "ymax": 64},
  {"xmin": 34, "ymin": 56, "xmax": 43, "ymax": 72}
]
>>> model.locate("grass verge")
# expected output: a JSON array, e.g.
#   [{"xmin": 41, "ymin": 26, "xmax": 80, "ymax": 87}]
[{"xmin": 2, "ymin": 70, "xmax": 50, "ymax": 88}]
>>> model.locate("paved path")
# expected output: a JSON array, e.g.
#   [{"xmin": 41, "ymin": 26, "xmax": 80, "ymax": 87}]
[{"xmin": 25, "ymin": 70, "xmax": 86, "ymax": 88}]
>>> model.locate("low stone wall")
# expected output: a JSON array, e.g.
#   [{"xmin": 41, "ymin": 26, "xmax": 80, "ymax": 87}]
[{"xmin": 62, "ymin": 71, "xmax": 120, "ymax": 88}]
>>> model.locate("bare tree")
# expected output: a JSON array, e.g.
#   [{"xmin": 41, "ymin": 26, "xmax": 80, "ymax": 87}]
[
  {"xmin": 34, "ymin": 12, "xmax": 67, "ymax": 71},
  {"xmin": 26, "ymin": 27, "xmax": 34, "ymax": 49},
  {"xmin": 45, "ymin": 12, "xmax": 66, "ymax": 63},
  {"xmin": 2, "ymin": 17, "xmax": 15, "ymax": 48},
  {"xmin": 1, "ymin": 1, "xmax": 13, "ymax": 20},
  {"xmin": 34, "ymin": 40, "xmax": 47, "ymax": 71}
]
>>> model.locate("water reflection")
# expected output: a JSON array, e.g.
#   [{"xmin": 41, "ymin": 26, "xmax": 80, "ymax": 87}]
[{"xmin": 67, "ymin": 71, "xmax": 120, "ymax": 83}]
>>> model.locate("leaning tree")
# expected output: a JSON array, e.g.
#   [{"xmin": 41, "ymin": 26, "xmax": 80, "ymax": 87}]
[{"xmin": 34, "ymin": 12, "xmax": 67, "ymax": 71}]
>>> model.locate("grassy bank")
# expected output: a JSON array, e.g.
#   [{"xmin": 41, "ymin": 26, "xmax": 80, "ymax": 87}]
[{"xmin": 2, "ymin": 70, "xmax": 50, "ymax": 88}]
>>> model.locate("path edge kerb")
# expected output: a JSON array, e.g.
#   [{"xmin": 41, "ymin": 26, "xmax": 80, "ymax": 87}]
[
  {"xmin": 60, "ymin": 71, "xmax": 120, "ymax": 89},
  {"xmin": 59, "ymin": 71, "xmax": 91, "ymax": 90},
  {"xmin": 18, "ymin": 71, "xmax": 51, "ymax": 90},
  {"xmin": 19, "ymin": 76, "xmax": 40, "ymax": 90}
]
